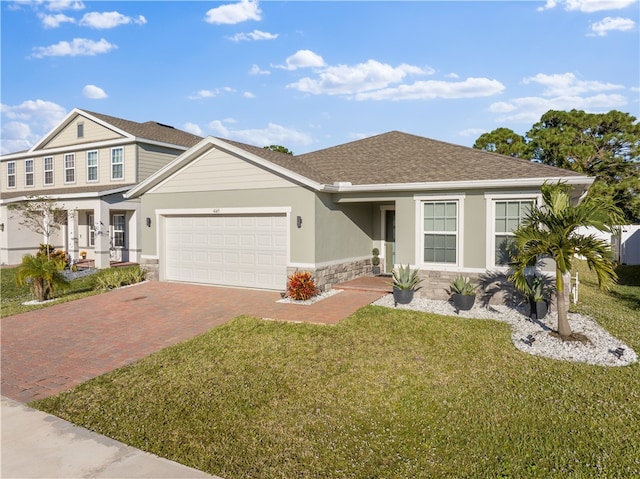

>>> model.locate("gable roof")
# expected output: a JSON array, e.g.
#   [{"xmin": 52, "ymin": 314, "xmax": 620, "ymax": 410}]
[
  {"xmin": 25, "ymin": 108, "xmax": 203, "ymax": 154},
  {"xmin": 127, "ymin": 130, "xmax": 593, "ymax": 199}
]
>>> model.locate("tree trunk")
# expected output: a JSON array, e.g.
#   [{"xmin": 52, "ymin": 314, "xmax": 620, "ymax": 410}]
[{"xmin": 556, "ymin": 269, "xmax": 572, "ymax": 338}]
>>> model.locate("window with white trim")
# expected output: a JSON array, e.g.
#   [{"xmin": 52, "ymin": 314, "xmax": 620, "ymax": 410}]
[
  {"xmin": 25, "ymin": 159, "xmax": 34, "ymax": 187},
  {"xmin": 77, "ymin": 122, "xmax": 84, "ymax": 138},
  {"xmin": 423, "ymin": 201, "xmax": 458, "ymax": 264},
  {"xmin": 87, "ymin": 150, "xmax": 98, "ymax": 182},
  {"xmin": 113, "ymin": 214, "xmax": 125, "ymax": 247},
  {"xmin": 493, "ymin": 199, "xmax": 534, "ymax": 266},
  {"xmin": 111, "ymin": 147, "xmax": 124, "ymax": 180},
  {"xmin": 7, "ymin": 161, "xmax": 16, "ymax": 188},
  {"xmin": 87, "ymin": 213, "xmax": 95, "ymax": 247},
  {"xmin": 64, "ymin": 153, "xmax": 75, "ymax": 183},
  {"xmin": 44, "ymin": 157, "xmax": 54, "ymax": 185}
]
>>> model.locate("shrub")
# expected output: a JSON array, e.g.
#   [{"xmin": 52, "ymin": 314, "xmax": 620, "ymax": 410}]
[
  {"xmin": 15, "ymin": 254, "xmax": 69, "ymax": 302},
  {"xmin": 94, "ymin": 265, "xmax": 147, "ymax": 291},
  {"xmin": 36, "ymin": 244, "xmax": 68, "ymax": 265},
  {"xmin": 286, "ymin": 271, "xmax": 318, "ymax": 301}
]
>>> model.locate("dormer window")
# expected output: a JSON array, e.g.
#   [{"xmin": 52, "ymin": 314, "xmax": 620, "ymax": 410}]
[{"xmin": 77, "ymin": 122, "xmax": 84, "ymax": 138}]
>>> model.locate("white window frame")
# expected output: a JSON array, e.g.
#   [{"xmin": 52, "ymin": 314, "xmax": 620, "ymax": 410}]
[
  {"xmin": 25, "ymin": 159, "xmax": 34, "ymax": 187},
  {"xmin": 44, "ymin": 156, "xmax": 54, "ymax": 185},
  {"xmin": 112, "ymin": 214, "xmax": 126, "ymax": 248},
  {"xmin": 64, "ymin": 153, "xmax": 76, "ymax": 184},
  {"xmin": 87, "ymin": 213, "xmax": 95, "ymax": 247},
  {"xmin": 87, "ymin": 150, "xmax": 99, "ymax": 182},
  {"xmin": 414, "ymin": 194, "xmax": 465, "ymax": 270},
  {"xmin": 111, "ymin": 147, "xmax": 124, "ymax": 180},
  {"xmin": 6, "ymin": 161, "xmax": 16, "ymax": 188},
  {"xmin": 485, "ymin": 192, "xmax": 541, "ymax": 270}
]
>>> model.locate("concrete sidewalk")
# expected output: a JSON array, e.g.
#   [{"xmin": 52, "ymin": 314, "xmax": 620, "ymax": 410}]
[{"xmin": 1, "ymin": 397, "xmax": 219, "ymax": 478}]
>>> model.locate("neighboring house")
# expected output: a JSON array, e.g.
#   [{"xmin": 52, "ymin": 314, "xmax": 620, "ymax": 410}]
[
  {"xmin": 0, "ymin": 109, "xmax": 202, "ymax": 267},
  {"xmin": 126, "ymin": 131, "xmax": 593, "ymax": 299}
]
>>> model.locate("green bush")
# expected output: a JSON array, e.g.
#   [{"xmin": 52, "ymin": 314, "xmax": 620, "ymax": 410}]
[{"xmin": 93, "ymin": 265, "xmax": 147, "ymax": 291}]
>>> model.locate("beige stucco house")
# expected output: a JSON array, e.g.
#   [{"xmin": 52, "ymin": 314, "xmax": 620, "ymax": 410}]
[
  {"xmin": 127, "ymin": 131, "xmax": 593, "ymax": 298},
  {"xmin": 0, "ymin": 109, "xmax": 202, "ymax": 267}
]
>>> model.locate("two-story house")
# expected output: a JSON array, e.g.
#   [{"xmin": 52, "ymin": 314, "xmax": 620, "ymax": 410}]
[{"xmin": 0, "ymin": 108, "xmax": 202, "ymax": 267}]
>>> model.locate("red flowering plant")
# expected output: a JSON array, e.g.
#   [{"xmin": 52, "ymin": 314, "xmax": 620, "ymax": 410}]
[{"xmin": 286, "ymin": 271, "xmax": 318, "ymax": 301}]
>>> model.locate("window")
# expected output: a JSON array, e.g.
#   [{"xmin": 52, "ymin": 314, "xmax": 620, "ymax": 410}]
[
  {"xmin": 25, "ymin": 159, "xmax": 34, "ymax": 186},
  {"xmin": 111, "ymin": 147, "xmax": 124, "ymax": 180},
  {"xmin": 64, "ymin": 153, "xmax": 75, "ymax": 183},
  {"xmin": 493, "ymin": 200, "xmax": 534, "ymax": 266},
  {"xmin": 77, "ymin": 122, "xmax": 84, "ymax": 138},
  {"xmin": 44, "ymin": 157, "xmax": 54, "ymax": 185},
  {"xmin": 87, "ymin": 151, "xmax": 98, "ymax": 182},
  {"xmin": 6, "ymin": 161, "xmax": 16, "ymax": 188},
  {"xmin": 423, "ymin": 201, "xmax": 458, "ymax": 264},
  {"xmin": 87, "ymin": 214, "xmax": 95, "ymax": 247},
  {"xmin": 113, "ymin": 214, "xmax": 125, "ymax": 247}
]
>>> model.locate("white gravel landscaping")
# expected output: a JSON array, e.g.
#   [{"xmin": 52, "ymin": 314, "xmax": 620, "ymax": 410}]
[{"xmin": 372, "ymin": 294, "xmax": 637, "ymax": 367}]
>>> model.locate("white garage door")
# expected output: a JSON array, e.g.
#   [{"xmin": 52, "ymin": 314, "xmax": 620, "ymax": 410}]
[{"xmin": 164, "ymin": 214, "xmax": 288, "ymax": 290}]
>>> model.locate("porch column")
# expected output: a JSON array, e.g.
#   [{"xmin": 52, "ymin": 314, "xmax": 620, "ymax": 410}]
[
  {"xmin": 127, "ymin": 209, "xmax": 138, "ymax": 263},
  {"xmin": 67, "ymin": 209, "xmax": 79, "ymax": 262},
  {"xmin": 94, "ymin": 200, "xmax": 110, "ymax": 269}
]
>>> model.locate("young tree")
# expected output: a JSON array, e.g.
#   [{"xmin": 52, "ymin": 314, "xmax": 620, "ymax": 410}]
[
  {"xmin": 8, "ymin": 196, "xmax": 67, "ymax": 252},
  {"xmin": 16, "ymin": 254, "xmax": 69, "ymax": 302},
  {"xmin": 263, "ymin": 145, "xmax": 294, "ymax": 155},
  {"xmin": 510, "ymin": 182, "xmax": 624, "ymax": 339}
]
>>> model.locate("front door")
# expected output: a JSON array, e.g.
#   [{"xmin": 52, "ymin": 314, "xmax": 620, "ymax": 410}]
[
  {"xmin": 384, "ymin": 209, "xmax": 395, "ymax": 273},
  {"xmin": 111, "ymin": 214, "xmax": 125, "ymax": 262}
]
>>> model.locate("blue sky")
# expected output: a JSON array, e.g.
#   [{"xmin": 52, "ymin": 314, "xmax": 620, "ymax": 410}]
[{"xmin": 1, "ymin": 0, "xmax": 638, "ymax": 155}]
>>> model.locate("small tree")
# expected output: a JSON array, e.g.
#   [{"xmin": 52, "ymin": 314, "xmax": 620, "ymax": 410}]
[
  {"xmin": 8, "ymin": 196, "xmax": 67, "ymax": 254},
  {"xmin": 263, "ymin": 145, "xmax": 294, "ymax": 155},
  {"xmin": 16, "ymin": 254, "xmax": 69, "ymax": 302},
  {"xmin": 510, "ymin": 181, "xmax": 624, "ymax": 339}
]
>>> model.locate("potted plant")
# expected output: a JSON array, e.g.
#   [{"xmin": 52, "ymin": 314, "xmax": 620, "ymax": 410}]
[
  {"xmin": 371, "ymin": 248, "xmax": 381, "ymax": 275},
  {"xmin": 448, "ymin": 276, "xmax": 477, "ymax": 311},
  {"xmin": 526, "ymin": 275, "xmax": 550, "ymax": 319},
  {"xmin": 391, "ymin": 264, "xmax": 422, "ymax": 305},
  {"xmin": 80, "ymin": 250, "xmax": 87, "ymax": 260}
]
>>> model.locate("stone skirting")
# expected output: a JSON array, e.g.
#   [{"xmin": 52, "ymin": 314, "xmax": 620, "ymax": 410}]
[
  {"xmin": 288, "ymin": 258, "xmax": 372, "ymax": 292},
  {"xmin": 139, "ymin": 257, "xmax": 159, "ymax": 281}
]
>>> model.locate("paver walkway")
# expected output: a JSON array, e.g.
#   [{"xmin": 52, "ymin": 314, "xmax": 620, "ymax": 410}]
[{"xmin": 1, "ymin": 281, "xmax": 387, "ymax": 403}]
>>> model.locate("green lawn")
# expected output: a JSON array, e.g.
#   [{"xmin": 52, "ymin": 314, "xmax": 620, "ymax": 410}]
[{"xmin": 33, "ymin": 263, "xmax": 640, "ymax": 478}]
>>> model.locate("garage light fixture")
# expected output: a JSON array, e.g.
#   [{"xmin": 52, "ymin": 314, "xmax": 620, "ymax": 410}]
[
  {"xmin": 146, "ymin": 217, "xmax": 152, "ymax": 227},
  {"xmin": 296, "ymin": 216, "xmax": 302, "ymax": 228}
]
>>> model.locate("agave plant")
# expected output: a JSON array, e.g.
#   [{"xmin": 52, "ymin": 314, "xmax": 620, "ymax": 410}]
[
  {"xmin": 448, "ymin": 276, "xmax": 477, "ymax": 296},
  {"xmin": 391, "ymin": 264, "xmax": 422, "ymax": 290}
]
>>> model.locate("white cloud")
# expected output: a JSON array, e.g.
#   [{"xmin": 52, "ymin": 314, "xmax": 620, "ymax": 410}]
[
  {"xmin": 82, "ymin": 84, "xmax": 108, "ymax": 99},
  {"xmin": 187, "ymin": 87, "xmax": 236, "ymax": 100},
  {"xmin": 243, "ymin": 91, "xmax": 256, "ymax": 98},
  {"xmin": 31, "ymin": 38, "xmax": 117, "ymax": 57},
  {"xmin": 46, "ymin": 1, "xmax": 85, "ymax": 11},
  {"xmin": 590, "ymin": 16, "xmax": 636, "ymax": 35},
  {"xmin": 79, "ymin": 11, "xmax": 147, "ymax": 29},
  {"xmin": 208, "ymin": 120, "xmax": 313, "ymax": 146},
  {"xmin": 523, "ymin": 72, "xmax": 624, "ymax": 96},
  {"xmin": 249, "ymin": 64, "xmax": 270, "ymax": 75},
  {"xmin": 205, "ymin": 0, "xmax": 261, "ymax": 25},
  {"xmin": 39, "ymin": 12, "xmax": 75, "ymax": 28},
  {"xmin": 277, "ymin": 50, "xmax": 325, "ymax": 71},
  {"xmin": 289, "ymin": 59, "xmax": 429, "ymax": 96},
  {"xmin": 458, "ymin": 128, "xmax": 487, "ymax": 138},
  {"xmin": 355, "ymin": 77, "xmax": 506, "ymax": 101},
  {"xmin": 539, "ymin": 0, "xmax": 637, "ymax": 12},
  {"xmin": 183, "ymin": 122, "xmax": 203, "ymax": 136},
  {"xmin": 227, "ymin": 30, "xmax": 278, "ymax": 41},
  {"xmin": 0, "ymin": 100, "xmax": 67, "ymax": 154}
]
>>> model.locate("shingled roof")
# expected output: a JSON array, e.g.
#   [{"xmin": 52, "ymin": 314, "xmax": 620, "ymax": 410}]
[
  {"xmin": 80, "ymin": 110, "xmax": 203, "ymax": 149},
  {"xmin": 292, "ymin": 131, "xmax": 586, "ymax": 185}
]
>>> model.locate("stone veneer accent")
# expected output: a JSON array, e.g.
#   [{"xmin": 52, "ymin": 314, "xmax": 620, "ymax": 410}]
[
  {"xmin": 139, "ymin": 257, "xmax": 159, "ymax": 281},
  {"xmin": 288, "ymin": 258, "xmax": 371, "ymax": 292}
]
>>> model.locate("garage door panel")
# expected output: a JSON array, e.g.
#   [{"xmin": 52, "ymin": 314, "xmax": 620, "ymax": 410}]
[{"xmin": 165, "ymin": 214, "xmax": 288, "ymax": 290}]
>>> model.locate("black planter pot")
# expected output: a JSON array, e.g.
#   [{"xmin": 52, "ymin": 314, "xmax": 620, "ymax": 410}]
[
  {"xmin": 534, "ymin": 300, "xmax": 548, "ymax": 319},
  {"xmin": 372, "ymin": 266, "xmax": 381, "ymax": 275},
  {"xmin": 393, "ymin": 287, "xmax": 414, "ymax": 305},
  {"xmin": 452, "ymin": 293, "xmax": 475, "ymax": 311}
]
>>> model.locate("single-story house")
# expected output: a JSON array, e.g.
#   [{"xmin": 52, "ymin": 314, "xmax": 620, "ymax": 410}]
[{"xmin": 126, "ymin": 131, "xmax": 593, "ymax": 299}]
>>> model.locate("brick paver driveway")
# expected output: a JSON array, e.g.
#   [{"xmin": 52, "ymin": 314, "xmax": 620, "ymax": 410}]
[{"xmin": 1, "ymin": 281, "xmax": 385, "ymax": 403}]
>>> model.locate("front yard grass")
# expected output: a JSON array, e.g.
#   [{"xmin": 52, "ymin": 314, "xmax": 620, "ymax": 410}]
[{"xmin": 33, "ymin": 263, "xmax": 640, "ymax": 478}]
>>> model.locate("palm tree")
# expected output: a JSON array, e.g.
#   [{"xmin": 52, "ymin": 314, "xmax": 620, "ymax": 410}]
[
  {"xmin": 16, "ymin": 254, "xmax": 69, "ymax": 302},
  {"xmin": 510, "ymin": 181, "xmax": 623, "ymax": 339}
]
